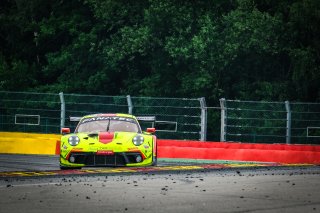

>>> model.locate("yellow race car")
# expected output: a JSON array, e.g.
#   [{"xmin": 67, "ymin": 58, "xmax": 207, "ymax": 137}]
[{"xmin": 59, "ymin": 113, "xmax": 157, "ymax": 169}]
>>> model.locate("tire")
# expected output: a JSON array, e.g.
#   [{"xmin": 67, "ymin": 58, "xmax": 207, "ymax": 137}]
[
  {"xmin": 152, "ymin": 136, "xmax": 158, "ymax": 166},
  {"xmin": 151, "ymin": 156, "xmax": 157, "ymax": 166}
]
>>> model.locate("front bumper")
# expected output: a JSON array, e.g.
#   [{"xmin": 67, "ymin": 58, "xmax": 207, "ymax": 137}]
[{"xmin": 60, "ymin": 152, "xmax": 151, "ymax": 167}]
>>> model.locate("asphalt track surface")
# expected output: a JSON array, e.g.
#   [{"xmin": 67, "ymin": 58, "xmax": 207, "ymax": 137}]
[{"xmin": 0, "ymin": 154, "xmax": 320, "ymax": 213}]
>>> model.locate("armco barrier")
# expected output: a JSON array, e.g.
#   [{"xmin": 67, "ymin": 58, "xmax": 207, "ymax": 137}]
[
  {"xmin": 0, "ymin": 132, "xmax": 60, "ymax": 155},
  {"xmin": 157, "ymin": 140, "xmax": 320, "ymax": 164},
  {"xmin": 1, "ymin": 132, "xmax": 320, "ymax": 164}
]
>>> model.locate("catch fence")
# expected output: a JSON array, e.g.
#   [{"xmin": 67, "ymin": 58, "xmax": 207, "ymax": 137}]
[
  {"xmin": 1, "ymin": 91, "xmax": 319, "ymax": 144},
  {"xmin": 0, "ymin": 91, "xmax": 205, "ymax": 140},
  {"xmin": 220, "ymin": 99, "xmax": 320, "ymax": 144}
]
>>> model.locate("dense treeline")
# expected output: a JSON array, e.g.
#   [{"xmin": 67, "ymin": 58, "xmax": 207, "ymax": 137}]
[{"xmin": 0, "ymin": 0, "xmax": 319, "ymax": 104}]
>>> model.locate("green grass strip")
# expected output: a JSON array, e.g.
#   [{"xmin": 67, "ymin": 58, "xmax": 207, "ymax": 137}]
[{"xmin": 158, "ymin": 158, "xmax": 275, "ymax": 165}]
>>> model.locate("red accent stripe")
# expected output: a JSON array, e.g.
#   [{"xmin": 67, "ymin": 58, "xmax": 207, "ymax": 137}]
[
  {"xmin": 66, "ymin": 149, "xmax": 84, "ymax": 160},
  {"xmin": 126, "ymin": 150, "xmax": 146, "ymax": 160},
  {"xmin": 157, "ymin": 140, "xmax": 320, "ymax": 164},
  {"xmin": 99, "ymin": 132, "xmax": 114, "ymax": 144},
  {"xmin": 55, "ymin": 140, "xmax": 61, "ymax": 155}
]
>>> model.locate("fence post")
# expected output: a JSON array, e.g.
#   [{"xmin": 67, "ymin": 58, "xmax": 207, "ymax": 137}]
[
  {"xmin": 220, "ymin": 98, "xmax": 226, "ymax": 142},
  {"xmin": 59, "ymin": 92, "xmax": 65, "ymax": 130},
  {"xmin": 285, "ymin": 101, "xmax": 291, "ymax": 144},
  {"xmin": 127, "ymin": 95, "xmax": 133, "ymax": 115},
  {"xmin": 200, "ymin": 97, "xmax": 207, "ymax": 141}
]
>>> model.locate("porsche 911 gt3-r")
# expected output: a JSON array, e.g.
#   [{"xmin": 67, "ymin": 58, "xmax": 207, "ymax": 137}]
[{"xmin": 59, "ymin": 113, "xmax": 157, "ymax": 169}]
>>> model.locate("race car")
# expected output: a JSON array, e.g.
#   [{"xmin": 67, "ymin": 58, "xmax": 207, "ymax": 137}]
[{"xmin": 59, "ymin": 113, "xmax": 157, "ymax": 169}]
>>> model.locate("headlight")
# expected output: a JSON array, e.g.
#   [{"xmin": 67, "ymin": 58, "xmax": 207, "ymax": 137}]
[
  {"xmin": 132, "ymin": 135, "xmax": 144, "ymax": 146},
  {"xmin": 68, "ymin": 136, "xmax": 80, "ymax": 146}
]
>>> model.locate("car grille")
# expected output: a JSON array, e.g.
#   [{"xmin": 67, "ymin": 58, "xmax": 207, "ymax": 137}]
[{"xmin": 69, "ymin": 152, "xmax": 140, "ymax": 166}]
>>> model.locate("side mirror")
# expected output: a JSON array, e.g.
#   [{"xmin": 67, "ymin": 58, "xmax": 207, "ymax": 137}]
[
  {"xmin": 61, "ymin": 128, "xmax": 70, "ymax": 135},
  {"xmin": 146, "ymin": 128, "xmax": 156, "ymax": 134}
]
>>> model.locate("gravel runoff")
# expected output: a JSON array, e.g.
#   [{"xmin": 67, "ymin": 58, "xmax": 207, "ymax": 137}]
[{"xmin": 0, "ymin": 166, "xmax": 319, "ymax": 213}]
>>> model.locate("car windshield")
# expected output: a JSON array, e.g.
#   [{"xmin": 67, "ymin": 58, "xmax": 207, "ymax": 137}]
[{"xmin": 75, "ymin": 116, "xmax": 140, "ymax": 133}]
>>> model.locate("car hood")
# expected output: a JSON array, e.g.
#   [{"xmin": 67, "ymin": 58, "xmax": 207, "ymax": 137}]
[{"xmin": 75, "ymin": 131, "xmax": 138, "ymax": 144}]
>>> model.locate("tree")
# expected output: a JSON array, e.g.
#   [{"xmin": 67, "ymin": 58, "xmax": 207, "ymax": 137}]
[
  {"xmin": 0, "ymin": 0, "xmax": 319, "ymax": 102},
  {"xmin": 288, "ymin": 0, "xmax": 320, "ymax": 101}
]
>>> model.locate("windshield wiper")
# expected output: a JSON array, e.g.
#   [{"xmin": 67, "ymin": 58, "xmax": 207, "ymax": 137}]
[{"xmin": 106, "ymin": 118, "xmax": 111, "ymax": 132}]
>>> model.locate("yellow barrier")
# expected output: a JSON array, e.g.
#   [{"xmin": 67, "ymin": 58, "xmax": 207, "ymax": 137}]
[{"xmin": 0, "ymin": 132, "xmax": 60, "ymax": 155}]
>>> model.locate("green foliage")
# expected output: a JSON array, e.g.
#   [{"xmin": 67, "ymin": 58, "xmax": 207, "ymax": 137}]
[{"xmin": 0, "ymin": 0, "xmax": 319, "ymax": 102}]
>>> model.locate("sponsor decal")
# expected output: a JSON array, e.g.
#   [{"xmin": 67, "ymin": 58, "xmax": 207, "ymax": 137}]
[
  {"xmin": 143, "ymin": 145, "xmax": 150, "ymax": 149},
  {"xmin": 96, "ymin": 150, "xmax": 114, "ymax": 155},
  {"xmin": 81, "ymin": 116, "xmax": 135, "ymax": 124}
]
